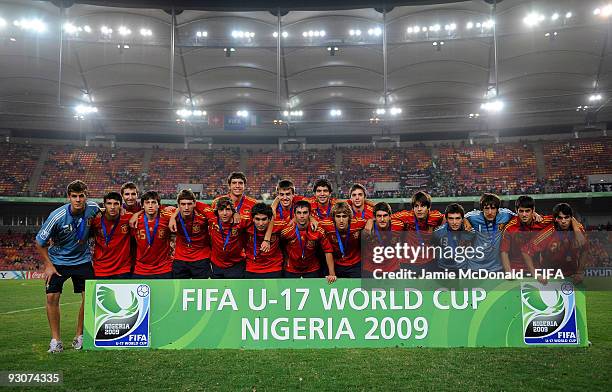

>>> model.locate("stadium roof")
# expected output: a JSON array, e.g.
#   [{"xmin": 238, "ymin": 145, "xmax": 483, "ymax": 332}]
[{"xmin": 0, "ymin": 0, "xmax": 610, "ymax": 140}]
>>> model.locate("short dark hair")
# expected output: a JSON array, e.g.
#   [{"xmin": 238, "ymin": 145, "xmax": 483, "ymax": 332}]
[
  {"xmin": 227, "ymin": 172, "xmax": 247, "ymax": 185},
  {"xmin": 251, "ymin": 202, "xmax": 273, "ymax": 219},
  {"xmin": 140, "ymin": 190, "xmax": 160, "ymax": 205},
  {"xmin": 177, "ymin": 189, "xmax": 196, "ymax": 203},
  {"xmin": 66, "ymin": 180, "xmax": 88, "ymax": 196},
  {"xmin": 444, "ymin": 203, "xmax": 465, "ymax": 218},
  {"xmin": 373, "ymin": 202, "xmax": 392, "ymax": 215},
  {"xmin": 294, "ymin": 200, "xmax": 311, "ymax": 213},
  {"xmin": 349, "ymin": 183, "xmax": 367, "ymax": 197},
  {"xmin": 515, "ymin": 195, "xmax": 535, "ymax": 211},
  {"xmin": 103, "ymin": 191, "xmax": 122, "ymax": 204},
  {"xmin": 276, "ymin": 179, "xmax": 295, "ymax": 194},
  {"xmin": 313, "ymin": 178, "xmax": 333, "ymax": 193},
  {"xmin": 553, "ymin": 203, "xmax": 573, "ymax": 218},
  {"xmin": 480, "ymin": 193, "xmax": 501, "ymax": 209},
  {"xmin": 120, "ymin": 182, "xmax": 138, "ymax": 195},
  {"xmin": 215, "ymin": 196, "xmax": 235, "ymax": 215},
  {"xmin": 411, "ymin": 191, "xmax": 432, "ymax": 209}
]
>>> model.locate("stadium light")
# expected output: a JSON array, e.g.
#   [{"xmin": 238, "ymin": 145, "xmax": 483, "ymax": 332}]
[
  {"xmin": 413, "ymin": 26, "xmax": 420, "ymax": 33},
  {"xmin": 565, "ymin": 12, "xmax": 572, "ymax": 19},
  {"xmin": 576, "ymin": 105, "xmax": 589, "ymax": 111},
  {"xmin": 0, "ymin": 18, "xmax": 5, "ymax": 28},
  {"xmin": 118, "ymin": 26, "xmax": 131, "ymax": 36},
  {"xmin": 376, "ymin": 108, "xmax": 386, "ymax": 115},
  {"xmin": 74, "ymin": 105, "xmax": 97, "ymax": 120},
  {"xmin": 63, "ymin": 22, "xmax": 78, "ymax": 34},
  {"xmin": 330, "ymin": 109, "xmax": 342, "ymax": 117},
  {"xmin": 589, "ymin": 94, "xmax": 603, "ymax": 102},
  {"xmin": 480, "ymin": 100, "xmax": 504, "ymax": 113},
  {"xmin": 237, "ymin": 110, "xmax": 249, "ymax": 118},
  {"xmin": 466, "ymin": 21, "xmax": 474, "ymax": 29},
  {"xmin": 232, "ymin": 30, "xmax": 255, "ymax": 39},
  {"xmin": 327, "ymin": 46, "xmax": 339, "ymax": 56},
  {"xmin": 14, "ymin": 18, "xmax": 46, "ymax": 33},
  {"xmin": 83, "ymin": 25, "xmax": 91, "ymax": 33},
  {"xmin": 224, "ymin": 47, "xmax": 236, "ymax": 57},
  {"xmin": 390, "ymin": 107, "xmax": 402, "ymax": 115},
  {"xmin": 523, "ymin": 12, "xmax": 545, "ymax": 27},
  {"xmin": 483, "ymin": 19, "xmax": 495, "ymax": 29},
  {"xmin": 139, "ymin": 28, "xmax": 152, "ymax": 37},
  {"xmin": 468, "ymin": 113, "xmax": 480, "ymax": 118},
  {"xmin": 101, "ymin": 25, "xmax": 113, "ymax": 35},
  {"xmin": 196, "ymin": 31, "xmax": 208, "ymax": 38},
  {"xmin": 551, "ymin": 12, "xmax": 560, "ymax": 21},
  {"xmin": 9, "ymin": 37, "xmax": 16, "ymax": 42},
  {"xmin": 349, "ymin": 29, "xmax": 362, "ymax": 36},
  {"xmin": 368, "ymin": 27, "xmax": 382, "ymax": 36}
]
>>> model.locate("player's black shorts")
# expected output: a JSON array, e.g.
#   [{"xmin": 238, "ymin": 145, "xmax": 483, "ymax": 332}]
[
  {"xmin": 335, "ymin": 262, "xmax": 362, "ymax": 278},
  {"xmin": 244, "ymin": 270, "xmax": 283, "ymax": 279},
  {"xmin": 211, "ymin": 261, "xmax": 245, "ymax": 279},
  {"xmin": 46, "ymin": 262, "xmax": 94, "ymax": 294},
  {"xmin": 283, "ymin": 270, "xmax": 321, "ymax": 278},
  {"xmin": 173, "ymin": 258, "xmax": 212, "ymax": 279}
]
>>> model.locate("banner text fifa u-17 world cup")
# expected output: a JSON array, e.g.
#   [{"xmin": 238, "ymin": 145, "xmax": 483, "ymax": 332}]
[{"xmin": 84, "ymin": 279, "xmax": 588, "ymax": 349}]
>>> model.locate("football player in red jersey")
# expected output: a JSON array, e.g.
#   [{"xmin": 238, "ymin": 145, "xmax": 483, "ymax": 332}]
[
  {"xmin": 270, "ymin": 179, "xmax": 304, "ymax": 223},
  {"xmin": 90, "ymin": 192, "xmax": 133, "ymax": 279},
  {"xmin": 318, "ymin": 202, "xmax": 367, "ymax": 278},
  {"xmin": 243, "ymin": 203, "xmax": 289, "ymax": 278},
  {"xmin": 281, "ymin": 200, "xmax": 336, "ymax": 282},
  {"xmin": 131, "ymin": 191, "xmax": 174, "ymax": 279},
  {"xmin": 362, "ymin": 202, "xmax": 402, "ymax": 275},
  {"xmin": 212, "ymin": 172, "xmax": 257, "ymax": 217},
  {"xmin": 500, "ymin": 195, "xmax": 553, "ymax": 273},
  {"xmin": 120, "ymin": 182, "xmax": 141, "ymax": 213},
  {"xmin": 172, "ymin": 189, "xmax": 213, "ymax": 278},
  {"xmin": 390, "ymin": 191, "xmax": 444, "ymax": 272},
  {"xmin": 304, "ymin": 178, "xmax": 337, "ymax": 221},
  {"xmin": 347, "ymin": 183, "xmax": 374, "ymax": 219},
  {"xmin": 522, "ymin": 203, "xmax": 587, "ymax": 284}
]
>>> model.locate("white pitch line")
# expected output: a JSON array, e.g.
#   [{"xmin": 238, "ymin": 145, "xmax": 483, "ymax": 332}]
[{"xmin": 0, "ymin": 301, "xmax": 81, "ymax": 315}]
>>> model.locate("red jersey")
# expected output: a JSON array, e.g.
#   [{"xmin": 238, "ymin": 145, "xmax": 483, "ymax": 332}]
[
  {"xmin": 501, "ymin": 215, "xmax": 553, "ymax": 271},
  {"xmin": 90, "ymin": 213, "xmax": 133, "ymax": 277},
  {"xmin": 523, "ymin": 224, "xmax": 586, "ymax": 276},
  {"xmin": 132, "ymin": 210, "xmax": 174, "ymax": 275},
  {"xmin": 303, "ymin": 196, "xmax": 337, "ymax": 221},
  {"xmin": 362, "ymin": 223, "xmax": 402, "ymax": 272},
  {"xmin": 281, "ymin": 222, "xmax": 334, "ymax": 273},
  {"xmin": 173, "ymin": 204, "xmax": 213, "ymax": 262},
  {"xmin": 123, "ymin": 202, "xmax": 141, "ymax": 214},
  {"xmin": 346, "ymin": 199, "xmax": 374, "ymax": 219},
  {"xmin": 207, "ymin": 214, "xmax": 250, "ymax": 269},
  {"xmin": 212, "ymin": 194, "xmax": 257, "ymax": 217},
  {"xmin": 273, "ymin": 195, "xmax": 305, "ymax": 223},
  {"xmin": 319, "ymin": 218, "xmax": 366, "ymax": 267},
  {"xmin": 244, "ymin": 220, "xmax": 288, "ymax": 273},
  {"xmin": 391, "ymin": 209, "xmax": 444, "ymax": 265}
]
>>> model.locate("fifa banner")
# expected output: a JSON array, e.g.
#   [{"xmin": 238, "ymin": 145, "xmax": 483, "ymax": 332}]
[{"xmin": 83, "ymin": 279, "xmax": 587, "ymax": 350}]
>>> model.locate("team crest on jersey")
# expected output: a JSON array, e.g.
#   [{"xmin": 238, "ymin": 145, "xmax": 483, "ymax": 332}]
[
  {"xmin": 94, "ymin": 284, "xmax": 150, "ymax": 347},
  {"xmin": 193, "ymin": 224, "xmax": 201, "ymax": 233},
  {"xmin": 121, "ymin": 224, "xmax": 129, "ymax": 234},
  {"xmin": 521, "ymin": 282, "xmax": 579, "ymax": 345},
  {"xmin": 158, "ymin": 228, "xmax": 166, "ymax": 238}
]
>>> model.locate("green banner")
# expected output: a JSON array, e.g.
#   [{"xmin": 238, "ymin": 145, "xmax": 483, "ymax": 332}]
[{"xmin": 84, "ymin": 279, "xmax": 588, "ymax": 349}]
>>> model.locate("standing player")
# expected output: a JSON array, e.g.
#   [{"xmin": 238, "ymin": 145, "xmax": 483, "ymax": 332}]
[
  {"xmin": 132, "ymin": 191, "xmax": 174, "ymax": 279},
  {"xmin": 243, "ymin": 203, "xmax": 288, "ymax": 278},
  {"xmin": 392, "ymin": 191, "xmax": 445, "ymax": 272},
  {"xmin": 522, "ymin": 203, "xmax": 587, "ymax": 284},
  {"xmin": 281, "ymin": 200, "xmax": 336, "ymax": 281},
  {"xmin": 347, "ymin": 183, "xmax": 374, "ymax": 219},
  {"xmin": 90, "ymin": 192, "xmax": 133, "ymax": 279},
  {"xmin": 271, "ymin": 179, "xmax": 304, "ymax": 223},
  {"xmin": 212, "ymin": 172, "xmax": 257, "ymax": 217},
  {"xmin": 306, "ymin": 179, "xmax": 337, "ymax": 221},
  {"xmin": 465, "ymin": 193, "xmax": 515, "ymax": 272},
  {"xmin": 172, "ymin": 189, "xmax": 213, "ymax": 278},
  {"xmin": 120, "ymin": 182, "xmax": 141, "ymax": 213},
  {"xmin": 432, "ymin": 203, "xmax": 477, "ymax": 271},
  {"xmin": 35, "ymin": 180, "xmax": 100, "ymax": 353},
  {"xmin": 319, "ymin": 202, "xmax": 367, "ymax": 278},
  {"xmin": 500, "ymin": 196, "xmax": 552, "ymax": 273}
]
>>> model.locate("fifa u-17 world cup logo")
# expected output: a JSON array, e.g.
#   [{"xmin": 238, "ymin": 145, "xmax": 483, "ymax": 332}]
[
  {"xmin": 94, "ymin": 284, "xmax": 151, "ymax": 347},
  {"xmin": 521, "ymin": 282, "xmax": 579, "ymax": 345}
]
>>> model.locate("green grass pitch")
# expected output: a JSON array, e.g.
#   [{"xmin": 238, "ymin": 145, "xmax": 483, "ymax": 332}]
[{"xmin": 0, "ymin": 280, "xmax": 610, "ymax": 391}]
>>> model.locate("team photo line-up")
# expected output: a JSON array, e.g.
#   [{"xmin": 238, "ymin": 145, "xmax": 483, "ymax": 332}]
[{"xmin": 35, "ymin": 173, "xmax": 587, "ymax": 352}]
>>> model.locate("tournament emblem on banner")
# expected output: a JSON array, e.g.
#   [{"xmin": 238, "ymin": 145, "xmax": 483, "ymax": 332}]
[
  {"xmin": 521, "ymin": 282, "xmax": 579, "ymax": 345},
  {"xmin": 94, "ymin": 284, "xmax": 151, "ymax": 347}
]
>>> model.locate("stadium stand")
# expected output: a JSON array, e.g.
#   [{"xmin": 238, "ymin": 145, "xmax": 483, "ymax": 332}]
[
  {"xmin": 0, "ymin": 233, "xmax": 40, "ymax": 271},
  {"xmin": 0, "ymin": 143, "xmax": 42, "ymax": 196}
]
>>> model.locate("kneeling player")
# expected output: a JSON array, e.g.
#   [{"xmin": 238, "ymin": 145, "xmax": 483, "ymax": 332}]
[
  {"xmin": 432, "ymin": 203, "xmax": 476, "ymax": 271},
  {"xmin": 244, "ymin": 203, "xmax": 287, "ymax": 279}
]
